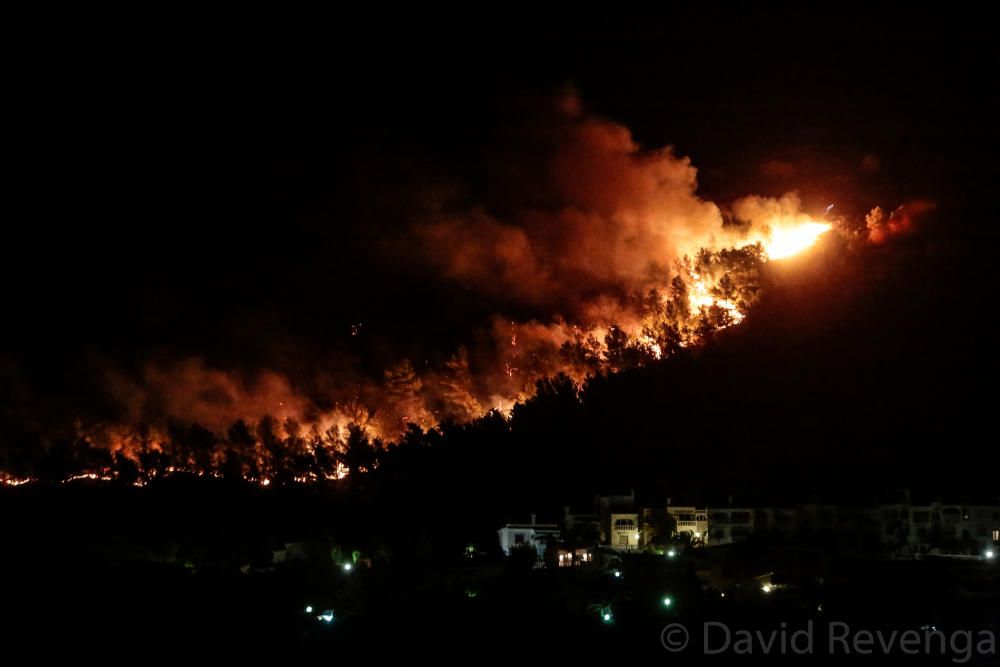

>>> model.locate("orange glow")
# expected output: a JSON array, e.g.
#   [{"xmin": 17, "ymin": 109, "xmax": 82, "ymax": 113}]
[
  {"xmin": 761, "ymin": 220, "xmax": 832, "ymax": 260},
  {"xmin": 687, "ymin": 273, "xmax": 745, "ymax": 326},
  {"xmin": 0, "ymin": 473, "xmax": 34, "ymax": 487}
]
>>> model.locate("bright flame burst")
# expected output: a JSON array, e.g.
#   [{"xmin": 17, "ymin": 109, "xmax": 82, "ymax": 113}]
[
  {"xmin": 677, "ymin": 216, "xmax": 832, "ymax": 338},
  {"xmin": 760, "ymin": 221, "xmax": 832, "ymax": 260}
]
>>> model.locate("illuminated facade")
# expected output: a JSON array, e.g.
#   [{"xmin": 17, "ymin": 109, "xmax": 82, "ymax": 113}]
[
  {"xmin": 597, "ymin": 491, "xmax": 641, "ymax": 551},
  {"xmin": 667, "ymin": 505, "xmax": 708, "ymax": 545},
  {"xmin": 609, "ymin": 513, "xmax": 641, "ymax": 550}
]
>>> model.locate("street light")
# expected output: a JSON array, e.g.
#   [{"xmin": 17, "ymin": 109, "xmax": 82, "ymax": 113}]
[
  {"xmin": 985, "ymin": 550, "xmax": 996, "ymax": 560},
  {"xmin": 667, "ymin": 549, "xmax": 677, "ymax": 558},
  {"xmin": 600, "ymin": 605, "xmax": 615, "ymax": 624},
  {"xmin": 342, "ymin": 562, "xmax": 354, "ymax": 572}
]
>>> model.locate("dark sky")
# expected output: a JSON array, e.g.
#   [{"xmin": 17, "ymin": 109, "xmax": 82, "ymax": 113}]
[{"xmin": 4, "ymin": 7, "xmax": 998, "ymax": 433}]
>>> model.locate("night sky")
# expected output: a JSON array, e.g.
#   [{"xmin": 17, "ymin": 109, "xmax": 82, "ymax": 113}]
[{"xmin": 3, "ymin": 7, "xmax": 998, "ymax": 455}]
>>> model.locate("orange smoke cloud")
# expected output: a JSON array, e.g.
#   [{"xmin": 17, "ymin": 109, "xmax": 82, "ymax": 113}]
[
  {"xmin": 104, "ymin": 358, "xmax": 312, "ymax": 433},
  {"xmin": 866, "ymin": 200, "xmax": 936, "ymax": 244},
  {"xmin": 415, "ymin": 96, "xmax": 724, "ymax": 316}
]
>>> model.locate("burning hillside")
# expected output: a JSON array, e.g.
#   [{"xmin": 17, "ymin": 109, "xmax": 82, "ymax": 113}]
[{"xmin": 2, "ymin": 94, "xmax": 907, "ymax": 488}]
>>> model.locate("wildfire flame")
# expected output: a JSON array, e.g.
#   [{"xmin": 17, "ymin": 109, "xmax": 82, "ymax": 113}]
[{"xmin": 761, "ymin": 220, "xmax": 832, "ymax": 260}]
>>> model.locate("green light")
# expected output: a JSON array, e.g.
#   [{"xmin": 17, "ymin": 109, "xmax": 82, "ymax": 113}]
[
  {"xmin": 305, "ymin": 605, "xmax": 313, "ymax": 613},
  {"xmin": 662, "ymin": 596, "xmax": 673, "ymax": 607},
  {"xmin": 667, "ymin": 549, "xmax": 677, "ymax": 558},
  {"xmin": 342, "ymin": 562, "xmax": 353, "ymax": 572},
  {"xmin": 599, "ymin": 604, "xmax": 615, "ymax": 623}
]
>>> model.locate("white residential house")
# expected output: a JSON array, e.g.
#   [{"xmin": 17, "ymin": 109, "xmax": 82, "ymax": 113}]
[
  {"xmin": 609, "ymin": 513, "xmax": 641, "ymax": 551},
  {"xmin": 597, "ymin": 491, "xmax": 641, "ymax": 550},
  {"xmin": 667, "ymin": 505, "xmax": 708, "ymax": 544},
  {"xmin": 497, "ymin": 515, "xmax": 560, "ymax": 561}
]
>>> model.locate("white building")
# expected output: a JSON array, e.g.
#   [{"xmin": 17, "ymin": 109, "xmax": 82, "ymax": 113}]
[
  {"xmin": 497, "ymin": 516, "xmax": 560, "ymax": 560},
  {"xmin": 667, "ymin": 505, "xmax": 708, "ymax": 544},
  {"xmin": 609, "ymin": 513, "xmax": 640, "ymax": 551},
  {"xmin": 596, "ymin": 491, "xmax": 640, "ymax": 550}
]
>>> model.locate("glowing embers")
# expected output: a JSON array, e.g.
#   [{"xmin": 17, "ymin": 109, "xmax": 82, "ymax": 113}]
[
  {"xmin": 62, "ymin": 472, "xmax": 116, "ymax": 483},
  {"xmin": 0, "ymin": 473, "xmax": 34, "ymax": 487}
]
